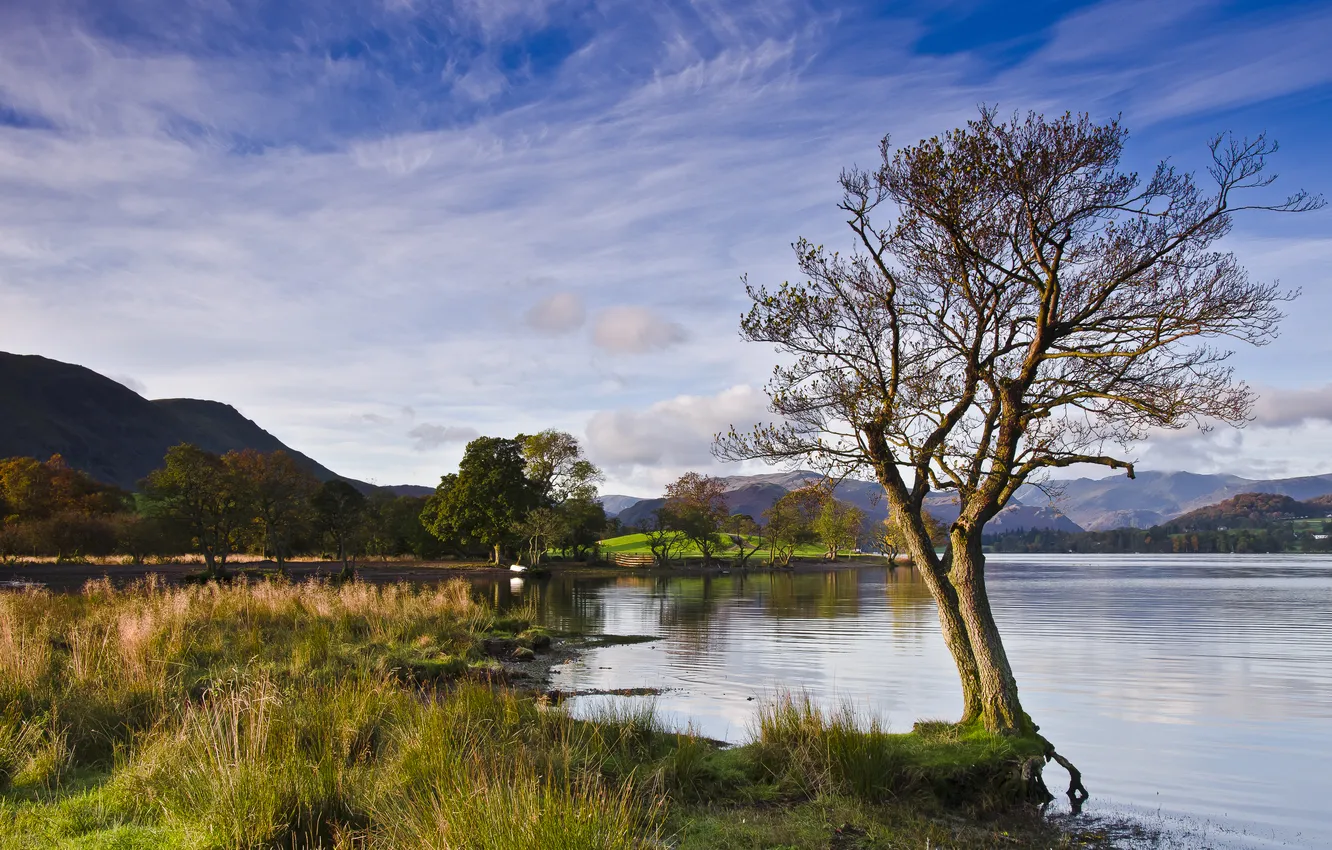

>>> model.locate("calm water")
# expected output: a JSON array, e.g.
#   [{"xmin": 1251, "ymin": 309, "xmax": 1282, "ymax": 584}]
[{"xmin": 473, "ymin": 555, "xmax": 1332, "ymax": 849}]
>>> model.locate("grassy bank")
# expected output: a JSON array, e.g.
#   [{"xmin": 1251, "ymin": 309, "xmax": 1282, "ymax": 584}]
[
  {"xmin": 598, "ymin": 533, "xmax": 883, "ymax": 563},
  {"xmin": 0, "ymin": 579, "xmax": 1094, "ymax": 849}
]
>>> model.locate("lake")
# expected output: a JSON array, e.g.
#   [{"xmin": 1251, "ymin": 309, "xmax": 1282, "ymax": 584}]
[{"xmin": 474, "ymin": 555, "xmax": 1332, "ymax": 849}]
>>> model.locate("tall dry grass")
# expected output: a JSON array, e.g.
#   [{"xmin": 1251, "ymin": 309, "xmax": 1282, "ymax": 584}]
[{"xmin": 0, "ymin": 577, "xmax": 668, "ymax": 848}]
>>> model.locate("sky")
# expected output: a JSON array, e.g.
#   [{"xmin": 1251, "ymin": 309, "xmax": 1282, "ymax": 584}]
[{"xmin": 0, "ymin": 0, "xmax": 1329, "ymax": 497}]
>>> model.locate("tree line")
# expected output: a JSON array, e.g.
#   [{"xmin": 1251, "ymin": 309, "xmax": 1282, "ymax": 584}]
[
  {"xmin": 0, "ymin": 449, "xmax": 445, "ymax": 574},
  {"xmin": 0, "ymin": 431, "xmax": 938, "ymax": 573},
  {"xmin": 0, "ymin": 429, "xmax": 616, "ymax": 576},
  {"xmin": 628, "ymin": 473, "xmax": 951, "ymax": 567},
  {"xmin": 987, "ymin": 520, "xmax": 1332, "ymax": 555}
]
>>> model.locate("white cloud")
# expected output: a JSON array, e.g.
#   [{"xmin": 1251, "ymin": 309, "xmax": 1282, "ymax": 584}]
[
  {"xmin": 1251, "ymin": 385, "xmax": 1332, "ymax": 428},
  {"xmin": 585, "ymin": 384, "xmax": 770, "ymax": 469},
  {"xmin": 524, "ymin": 291, "xmax": 585, "ymax": 334},
  {"xmin": 591, "ymin": 305, "xmax": 688, "ymax": 353},
  {"xmin": 408, "ymin": 424, "xmax": 480, "ymax": 452}
]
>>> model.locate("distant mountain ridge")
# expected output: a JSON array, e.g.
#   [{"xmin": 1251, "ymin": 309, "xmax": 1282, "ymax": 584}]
[
  {"xmin": 598, "ymin": 494, "xmax": 648, "ymax": 517},
  {"xmin": 614, "ymin": 470, "xmax": 1082, "ymax": 535},
  {"xmin": 1017, "ymin": 471, "xmax": 1332, "ymax": 530},
  {"xmin": 0, "ymin": 352, "xmax": 370, "ymax": 491}
]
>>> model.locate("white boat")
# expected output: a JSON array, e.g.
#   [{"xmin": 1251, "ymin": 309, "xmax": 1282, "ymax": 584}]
[{"xmin": 510, "ymin": 564, "xmax": 527, "ymax": 573}]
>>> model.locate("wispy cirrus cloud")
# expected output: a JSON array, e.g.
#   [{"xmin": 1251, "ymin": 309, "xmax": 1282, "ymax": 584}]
[{"xmin": 0, "ymin": 0, "xmax": 1328, "ymax": 494}]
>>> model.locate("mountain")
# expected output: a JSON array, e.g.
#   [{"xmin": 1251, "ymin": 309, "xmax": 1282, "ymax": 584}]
[
  {"xmin": 381, "ymin": 484, "xmax": 435, "ymax": 498},
  {"xmin": 1169, "ymin": 492, "xmax": 1332, "ymax": 530},
  {"xmin": 985, "ymin": 505, "xmax": 1084, "ymax": 534},
  {"xmin": 1017, "ymin": 471, "xmax": 1332, "ymax": 530},
  {"xmin": 614, "ymin": 497, "xmax": 662, "ymax": 529},
  {"xmin": 598, "ymin": 494, "xmax": 648, "ymax": 517},
  {"xmin": 0, "ymin": 352, "xmax": 364, "ymax": 491},
  {"xmin": 616, "ymin": 470, "xmax": 1081, "ymax": 535}
]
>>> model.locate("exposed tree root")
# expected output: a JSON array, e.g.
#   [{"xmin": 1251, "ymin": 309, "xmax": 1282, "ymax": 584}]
[{"xmin": 1044, "ymin": 745, "xmax": 1090, "ymax": 814}]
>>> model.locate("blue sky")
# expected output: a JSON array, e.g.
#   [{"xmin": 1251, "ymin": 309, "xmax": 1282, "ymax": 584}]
[{"xmin": 0, "ymin": 0, "xmax": 1329, "ymax": 494}]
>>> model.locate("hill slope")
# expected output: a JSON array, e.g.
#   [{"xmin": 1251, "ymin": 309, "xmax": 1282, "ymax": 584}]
[
  {"xmin": 615, "ymin": 471, "xmax": 1081, "ymax": 535},
  {"xmin": 0, "ymin": 352, "xmax": 355, "ymax": 490},
  {"xmin": 1017, "ymin": 471, "xmax": 1332, "ymax": 530},
  {"xmin": 1168, "ymin": 492, "xmax": 1332, "ymax": 530}
]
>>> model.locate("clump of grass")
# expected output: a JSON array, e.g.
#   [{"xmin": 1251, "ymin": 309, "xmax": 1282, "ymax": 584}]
[
  {"xmin": 372, "ymin": 688, "xmax": 661, "ymax": 850},
  {"xmin": 0, "ymin": 714, "xmax": 70, "ymax": 792},
  {"xmin": 114, "ymin": 673, "xmax": 400, "ymax": 848},
  {"xmin": 752, "ymin": 690, "xmax": 1044, "ymax": 808}
]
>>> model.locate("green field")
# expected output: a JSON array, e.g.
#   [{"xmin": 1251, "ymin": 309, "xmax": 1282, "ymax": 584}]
[
  {"xmin": 599, "ymin": 533, "xmax": 846, "ymax": 560},
  {"xmin": 1292, "ymin": 518, "xmax": 1332, "ymax": 532}
]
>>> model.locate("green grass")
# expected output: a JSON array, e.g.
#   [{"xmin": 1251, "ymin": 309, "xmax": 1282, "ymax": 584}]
[
  {"xmin": 0, "ymin": 578, "xmax": 1087, "ymax": 849},
  {"xmin": 598, "ymin": 533, "xmax": 837, "ymax": 561}
]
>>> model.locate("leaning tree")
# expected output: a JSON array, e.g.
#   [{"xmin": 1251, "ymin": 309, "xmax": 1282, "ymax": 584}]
[{"xmin": 717, "ymin": 108, "xmax": 1321, "ymax": 797}]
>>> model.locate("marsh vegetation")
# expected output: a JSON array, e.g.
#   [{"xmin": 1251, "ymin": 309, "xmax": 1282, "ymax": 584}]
[{"xmin": 0, "ymin": 578, "xmax": 1088, "ymax": 849}]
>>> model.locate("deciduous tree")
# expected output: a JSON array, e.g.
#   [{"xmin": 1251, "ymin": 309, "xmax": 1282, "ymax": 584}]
[
  {"xmin": 726, "ymin": 513, "xmax": 763, "ymax": 568},
  {"xmin": 224, "ymin": 449, "xmax": 318, "ymax": 572},
  {"xmin": 421, "ymin": 436, "xmax": 540, "ymax": 564},
  {"xmin": 556, "ymin": 494, "xmax": 608, "ymax": 561},
  {"xmin": 813, "ymin": 498, "xmax": 865, "ymax": 560},
  {"xmin": 643, "ymin": 510, "xmax": 688, "ymax": 566},
  {"xmin": 662, "ymin": 472, "xmax": 729, "ymax": 564},
  {"xmin": 515, "ymin": 506, "xmax": 567, "ymax": 566},
  {"xmin": 521, "ymin": 430, "xmax": 603, "ymax": 504},
  {"xmin": 141, "ymin": 444, "xmax": 245, "ymax": 576},
  {"xmin": 761, "ymin": 487, "xmax": 822, "ymax": 566},
  {"xmin": 312, "ymin": 480, "xmax": 367, "ymax": 574},
  {"xmin": 718, "ymin": 109, "xmax": 1321, "ymax": 792}
]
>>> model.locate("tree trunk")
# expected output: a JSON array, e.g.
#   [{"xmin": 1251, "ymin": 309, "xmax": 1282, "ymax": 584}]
[
  {"xmin": 910, "ymin": 545, "xmax": 984, "ymax": 723},
  {"xmin": 950, "ymin": 530, "xmax": 1028, "ymax": 734},
  {"xmin": 880, "ymin": 487, "xmax": 984, "ymax": 724}
]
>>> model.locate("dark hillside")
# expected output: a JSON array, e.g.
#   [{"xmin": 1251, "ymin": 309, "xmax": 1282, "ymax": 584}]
[{"xmin": 0, "ymin": 352, "xmax": 356, "ymax": 490}]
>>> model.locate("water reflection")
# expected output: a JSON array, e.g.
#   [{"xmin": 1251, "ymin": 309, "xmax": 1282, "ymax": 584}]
[{"xmin": 467, "ymin": 556, "xmax": 1332, "ymax": 849}]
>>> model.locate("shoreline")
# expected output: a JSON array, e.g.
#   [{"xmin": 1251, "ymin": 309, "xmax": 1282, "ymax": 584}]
[
  {"xmin": 0, "ymin": 555, "xmax": 908, "ymax": 593},
  {"xmin": 0, "ymin": 563, "xmax": 1161, "ymax": 848}
]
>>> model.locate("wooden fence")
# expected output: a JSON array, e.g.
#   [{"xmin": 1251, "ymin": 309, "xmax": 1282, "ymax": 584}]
[{"xmin": 608, "ymin": 553, "xmax": 654, "ymax": 568}]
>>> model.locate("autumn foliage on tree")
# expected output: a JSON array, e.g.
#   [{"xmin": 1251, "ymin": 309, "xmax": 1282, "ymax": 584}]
[
  {"xmin": 812, "ymin": 497, "xmax": 865, "ymax": 560},
  {"xmin": 761, "ymin": 486, "xmax": 822, "ymax": 566},
  {"xmin": 0, "ymin": 455, "xmax": 131, "ymax": 560}
]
